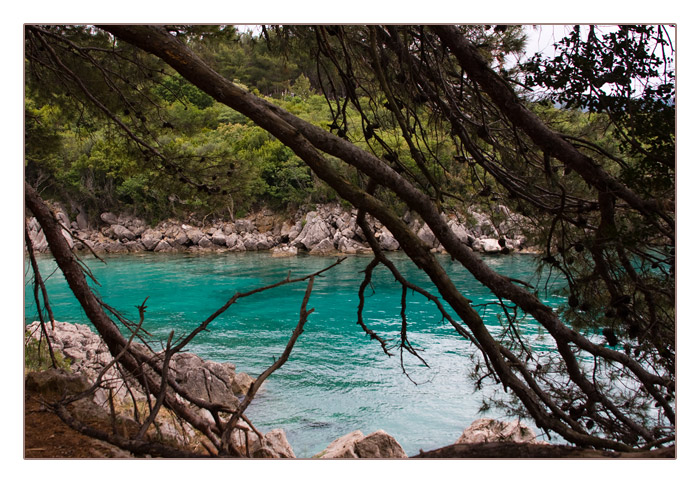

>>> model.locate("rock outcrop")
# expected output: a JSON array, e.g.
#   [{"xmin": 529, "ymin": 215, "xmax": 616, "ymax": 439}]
[
  {"xmin": 314, "ymin": 429, "xmax": 407, "ymax": 458},
  {"xmin": 455, "ymin": 418, "xmax": 542, "ymax": 444},
  {"xmin": 24, "ymin": 321, "xmax": 295, "ymax": 457},
  {"xmin": 25, "ymin": 321, "xmax": 255, "ymax": 407},
  {"xmin": 26, "ymin": 202, "xmax": 533, "ymax": 257},
  {"xmin": 230, "ymin": 424, "xmax": 296, "ymax": 458}
]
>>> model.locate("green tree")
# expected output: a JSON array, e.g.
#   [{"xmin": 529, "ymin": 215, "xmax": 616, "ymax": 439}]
[{"xmin": 290, "ymin": 73, "xmax": 313, "ymax": 100}]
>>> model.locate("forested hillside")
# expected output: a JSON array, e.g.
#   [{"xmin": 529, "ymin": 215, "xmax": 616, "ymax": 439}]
[{"xmin": 25, "ymin": 25, "xmax": 551, "ymax": 224}]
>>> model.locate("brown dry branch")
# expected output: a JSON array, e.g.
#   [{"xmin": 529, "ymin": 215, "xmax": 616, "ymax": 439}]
[
  {"xmin": 25, "ymin": 181, "xmax": 344, "ymax": 457},
  {"xmin": 24, "ymin": 221, "xmax": 58, "ymax": 368},
  {"xmin": 221, "ymin": 274, "xmax": 318, "ymax": 455}
]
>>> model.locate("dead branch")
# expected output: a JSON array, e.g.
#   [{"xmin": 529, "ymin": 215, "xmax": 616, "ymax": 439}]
[
  {"xmin": 50, "ymin": 403, "xmax": 207, "ymax": 458},
  {"xmin": 221, "ymin": 275, "xmax": 318, "ymax": 455},
  {"xmin": 24, "ymin": 222, "xmax": 58, "ymax": 367}
]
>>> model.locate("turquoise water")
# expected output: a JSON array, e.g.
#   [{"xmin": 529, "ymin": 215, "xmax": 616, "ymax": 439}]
[{"xmin": 24, "ymin": 251, "xmax": 565, "ymax": 457}]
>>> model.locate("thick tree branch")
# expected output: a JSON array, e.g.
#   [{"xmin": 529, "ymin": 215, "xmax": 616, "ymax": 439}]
[{"xmin": 431, "ymin": 25, "xmax": 673, "ymax": 230}]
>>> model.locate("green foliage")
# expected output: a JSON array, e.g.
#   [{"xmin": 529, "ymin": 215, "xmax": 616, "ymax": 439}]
[
  {"xmin": 521, "ymin": 26, "xmax": 675, "ymax": 349},
  {"xmin": 24, "ymin": 98, "xmax": 66, "ymax": 191},
  {"xmin": 24, "ymin": 331, "xmax": 72, "ymax": 372},
  {"xmin": 524, "ymin": 25, "xmax": 675, "ymax": 192},
  {"xmin": 26, "ymin": 24, "xmax": 671, "ymax": 228},
  {"xmin": 25, "ymin": 99, "xmax": 63, "ymax": 166},
  {"xmin": 154, "ymin": 74, "xmax": 215, "ymax": 109},
  {"xmin": 291, "ymin": 73, "xmax": 313, "ymax": 100}
]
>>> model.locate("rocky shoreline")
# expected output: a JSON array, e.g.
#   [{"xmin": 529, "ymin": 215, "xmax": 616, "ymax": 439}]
[
  {"xmin": 26, "ymin": 202, "xmax": 535, "ymax": 257},
  {"xmin": 25, "ymin": 321, "xmax": 543, "ymax": 458}
]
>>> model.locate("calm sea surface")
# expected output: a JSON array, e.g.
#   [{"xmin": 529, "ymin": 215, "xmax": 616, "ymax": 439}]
[{"xmin": 24, "ymin": 251, "xmax": 565, "ymax": 457}]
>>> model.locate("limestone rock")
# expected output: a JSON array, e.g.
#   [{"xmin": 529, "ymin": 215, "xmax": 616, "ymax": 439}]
[
  {"xmin": 26, "ymin": 321, "xmax": 255, "ymax": 409},
  {"xmin": 154, "ymin": 239, "xmax": 174, "ymax": 252},
  {"xmin": 100, "ymin": 212, "xmax": 119, "ymax": 225},
  {"xmin": 377, "ymin": 227, "xmax": 400, "ymax": 251},
  {"xmin": 28, "ymin": 217, "xmax": 41, "ymax": 232},
  {"xmin": 128, "ymin": 217, "xmax": 147, "ymax": 237},
  {"xmin": 469, "ymin": 211, "xmax": 497, "ymax": 237},
  {"xmin": 337, "ymin": 236, "xmax": 371, "ymax": 254},
  {"xmin": 185, "ymin": 227, "xmax": 205, "ymax": 245},
  {"xmin": 221, "ymin": 223, "xmax": 234, "ymax": 236},
  {"xmin": 279, "ymin": 220, "xmax": 294, "ymax": 240},
  {"xmin": 315, "ymin": 430, "xmax": 364, "ymax": 458},
  {"xmin": 169, "ymin": 230, "xmax": 189, "ymax": 247},
  {"xmin": 232, "ymin": 423, "xmax": 295, "ymax": 458},
  {"xmin": 104, "ymin": 241, "xmax": 128, "ymax": 253},
  {"xmin": 24, "ymin": 321, "xmax": 267, "ymax": 451},
  {"xmin": 355, "ymin": 430, "xmax": 407, "ymax": 458},
  {"xmin": 234, "ymin": 219, "xmax": 255, "ymax": 234},
  {"xmin": 292, "ymin": 212, "xmax": 331, "ymax": 250},
  {"xmin": 45, "ymin": 203, "xmax": 535, "ymax": 256},
  {"xmin": 254, "ymin": 429, "xmax": 295, "ymax": 458},
  {"xmin": 242, "ymin": 232, "xmax": 271, "ymax": 251},
  {"xmin": 211, "ymin": 229, "xmax": 228, "ymax": 246},
  {"xmin": 309, "ymin": 237, "xmax": 336, "ymax": 255},
  {"xmin": 478, "ymin": 238, "xmax": 502, "ymax": 254},
  {"xmin": 27, "ymin": 220, "xmax": 48, "ymax": 252},
  {"xmin": 334, "ymin": 211, "xmax": 354, "ymax": 232},
  {"xmin": 141, "ymin": 228, "xmax": 163, "ymax": 251},
  {"xmin": 416, "ymin": 223, "xmax": 438, "ymax": 248},
  {"xmin": 231, "ymin": 371, "xmax": 255, "ymax": 395},
  {"xmin": 226, "ymin": 234, "xmax": 246, "ymax": 251},
  {"xmin": 124, "ymin": 240, "xmax": 146, "ymax": 252},
  {"xmin": 25, "ymin": 368, "xmax": 91, "ymax": 397},
  {"xmin": 170, "ymin": 352, "xmax": 240, "ymax": 409},
  {"xmin": 315, "ymin": 430, "xmax": 407, "ymax": 458},
  {"xmin": 52, "ymin": 209, "xmax": 75, "ymax": 249},
  {"xmin": 448, "ymin": 219, "xmax": 472, "ymax": 245},
  {"xmin": 455, "ymin": 418, "xmax": 539, "ymax": 444},
  {"xmin": 76, "ymin": 211, "xmax": 89, "ymax": 230},
  {"xmin": 288, "ymin": 220, "xmax": 304, "ymax": 242},
  {"xmin": 111, "ymin": 224, "xmax": 136, "ymax": 241},
  {"xmin": 198, "ymin": 236, "xmax": 213, "ymax": 249},
  {"xmin": 271, "ymin": 244, "xmax": 298, "ymax": 257}
]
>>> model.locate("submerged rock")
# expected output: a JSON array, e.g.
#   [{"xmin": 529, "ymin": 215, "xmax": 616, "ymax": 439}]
[{"xmin": 271, "ymin": 244, "xmax": 298, "ymax": 257}]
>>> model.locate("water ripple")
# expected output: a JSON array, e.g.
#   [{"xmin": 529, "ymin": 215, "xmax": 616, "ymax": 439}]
[{"xmin": 26, "ymin": 251, "xmax": 562, "ymax": 457}]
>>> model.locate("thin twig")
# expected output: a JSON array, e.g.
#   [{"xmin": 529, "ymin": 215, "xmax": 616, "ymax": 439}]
[{"xmin": 221, "ymin": 275, "xmax": 317, "ymax": 455}]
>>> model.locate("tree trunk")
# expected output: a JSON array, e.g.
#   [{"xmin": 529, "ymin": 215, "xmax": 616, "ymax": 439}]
[{"xmin": 413, "ymin": 442, "xmax": 675, "ymax": 459}]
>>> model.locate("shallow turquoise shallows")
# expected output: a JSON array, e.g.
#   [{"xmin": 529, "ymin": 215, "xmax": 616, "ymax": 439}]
[{"xmin": 24, "ymin": 251, "xmax": 565, "ymax": 457}]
